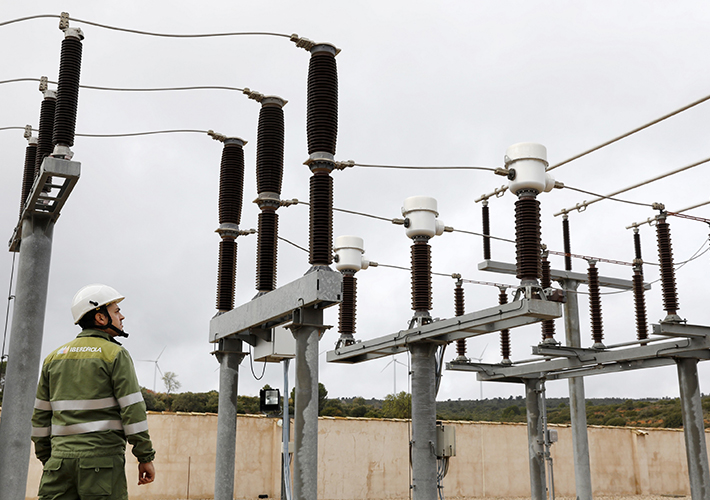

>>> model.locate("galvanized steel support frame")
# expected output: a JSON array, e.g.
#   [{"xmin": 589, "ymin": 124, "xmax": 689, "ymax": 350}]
[
  {"xmin": 0, "ymin": 157, "xmax": 79, "ymax": 500},
  {"xmin": 410, "ymin": 342, "xmax": 438, "ymax": 500}
]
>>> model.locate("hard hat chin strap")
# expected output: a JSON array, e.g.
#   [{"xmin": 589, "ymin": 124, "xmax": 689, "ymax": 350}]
[{"xmin": 95, "ymin": 304, "xmax": 128, "ymax": 338}]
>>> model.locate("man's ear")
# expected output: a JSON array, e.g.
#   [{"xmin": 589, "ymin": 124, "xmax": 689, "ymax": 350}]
[{"xmin": 94, "ymin": 311, "xmax": 109, "ymax": 327}]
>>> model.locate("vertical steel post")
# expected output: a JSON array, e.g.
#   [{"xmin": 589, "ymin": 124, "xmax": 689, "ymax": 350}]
[
  {"xmin": 214, "ymin": 338, "xmax": 244, "ymax": 500},
  {"xmin": 676, "ymin": 357, "xmax": 710, "ymax": 500},
  {"xmin": 410, "ymin": 342, "xmax": 438, "ymax": 500},
  {"xmin": 560, "ymin": 278, "xmax": 593, "ymax": 500},
  {"xmin": 292, "ymin": 306, "xmax": 323, "ymax": 500},
  {"xmin": 0, "ymin": 217, "xmax": 54, "ymax": 500},
  {"xmin": 525, "ymin": 378, "xmax": 546, "ymax": 500},
  {"xmin": 282, "ymin": 358, "xmax": 292, "ymax": 500}
]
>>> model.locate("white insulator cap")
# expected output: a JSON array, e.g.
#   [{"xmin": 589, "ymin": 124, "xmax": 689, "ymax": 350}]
[
  {"xmin": 401, "ymin": 196, "xmax": 445, "ymax": 238},
  {"xmin": 505, "ymin": 142, "xmax": 555, "ymax": 195},
  {"xmin": 334, "ymin": 235, "xmax": 368, "ymax": 272}
]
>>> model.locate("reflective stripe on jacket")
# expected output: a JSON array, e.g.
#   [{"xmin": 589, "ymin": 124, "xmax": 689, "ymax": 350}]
[{"xmin": 31, "ymin": 329, "xmax": 156, "ymax": 464}]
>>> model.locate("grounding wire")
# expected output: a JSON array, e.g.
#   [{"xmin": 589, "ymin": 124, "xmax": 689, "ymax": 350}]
[
  {"xmin": 278, "ymin": 236, "xmax": 308, "ymax": 254},
  {"xmin": 548, "ymin": 92, "xmax": 710, "ymax": 171},
  {"xmin": 1, "ymin": 252, "xmax": 17, "ymax": 392},
  {"xmin": 248, "ymin": 344, "xmax": 268, "ymax": 381},
  {"xmin": 0, "ymin": 14, "xmax": 291, "ymax": 38}
]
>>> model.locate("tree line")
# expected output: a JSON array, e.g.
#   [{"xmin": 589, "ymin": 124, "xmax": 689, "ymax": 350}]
[{"xmin": 139, "ymin": 383, "xmax": 710, "ymax": 429}]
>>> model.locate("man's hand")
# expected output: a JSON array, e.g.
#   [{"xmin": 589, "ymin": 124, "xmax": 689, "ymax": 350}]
[{"xmin": 138, "ymin": 461, "xmax": 155, "ymax": 485}]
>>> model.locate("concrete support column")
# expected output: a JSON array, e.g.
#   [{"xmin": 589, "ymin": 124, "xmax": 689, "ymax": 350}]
[
  {"xmin": 525, "ymin": 378, "xmax": 546, "ymax": 500},
  {"xmin": 0, "ymin": 217, "xmax": 54, "ymax": 500},
  {"xmin": 292, "ymin": 306, "xmax": 323, "ymax": 500},
  {"xmin": 214, "ymin": 338, "xmax": 244, "ymax": 500},
  {"xmin": 676, "ymin": 357, "xmax": 710, "ymax": 500},
  {"xmin": 561, "ymin": 278, "xmax": 593, "ymax": 500},
  {"xmin": 410, "ymin": 342, "xmax": 438, "ymax": 500}
]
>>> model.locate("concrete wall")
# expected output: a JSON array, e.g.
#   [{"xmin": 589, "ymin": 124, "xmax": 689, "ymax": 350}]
[{"xmin": 23, "ymin": 412, "xmax": 703, "ymax": 499}]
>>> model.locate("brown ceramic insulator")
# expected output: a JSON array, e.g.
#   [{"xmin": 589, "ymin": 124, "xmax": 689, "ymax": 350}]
[
  {"xmin": 309, "ymin": 172, "xmax": 333, "ymax": 266},
  {"xmin": 540, "ymin": 256, "xmax": 556, "ymax": 341},
  {"xmin": 20, "ymin": 143, "xmax": 38, "ymax": 216},
  {"xmin": 339, "ymin": 271, "xmax": 357, "ymax": 338},
  {"xmin": 515, "ymin": 196, "xmax": 541, "ymax": 281},
  {"xmin": 216, "ymin": 238, "xmax": 237, "ymax": 311},
  {"xmin": 218, "ymin": 142, "xmax": 245, "ymax": 225},
  {"xmin": 256, "ymin": 105, "xmax": 284, "ymax": 194},
  {"xmin": 499, "ymin": 289, "xmax": 511, "ymax": 361},
  {"xmin": 52, "ymin": 36, "xmax": 82, "ymax": 148},
  {"xmin": 256, "ymin": 210, "xmax": 278, "ymax": 292},
  {"xmin": 633, "ymin": 267, "xmax": 648, "ymax": 340},
  {"xmin": 482, "ymin": 203, "xmax": 491, "ymax": 260},
  {"xmin": 411, "ymin": 240, "xmax": 432, "ymax": 312},
  {"xmin": 656, "ymin": 219, "xmax": 679, "ymax": 315},
  {"xmin": 455, "ymin": 284, "xmax": 466, "ymax": 357},
  {"xmin": 633, "ymin": 231, "xmax": 643, "ymax": 261},
  {"xmin": 562, "ymin": 216, "xmax": 572, "ymax": 271},
  {"xmin": 34, "ymin": 96, "xmax": 56, "ymax": 178},
  {"xmin": 307, "ymin": 51, "xmax": 338, "ymax": 155},
  {"xmin": 587, "ymin": 263, "xmax": 603, "ymax": 345}
]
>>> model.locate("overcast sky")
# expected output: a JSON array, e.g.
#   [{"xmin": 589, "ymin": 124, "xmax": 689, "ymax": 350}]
[{"xmin": 3, "ymin": 1, "xmax": 710, "ymax": 403}]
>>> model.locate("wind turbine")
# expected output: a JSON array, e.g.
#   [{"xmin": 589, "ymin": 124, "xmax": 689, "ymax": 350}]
[
  {"xmin": 380, "ymin": 356, "xmax": 407, "ymax": 395},
  {"xmin": 138, "ymin": 346, "xmax": 166, "ymax": 392},
  {"xmin": 470, "ymin": 344, "xmax": 488, "ymax": 400}
]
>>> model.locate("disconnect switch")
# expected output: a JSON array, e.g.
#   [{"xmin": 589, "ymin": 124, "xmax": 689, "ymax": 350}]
[{"xmin": 435, "ymin": 422, "xmax": 456, "ymax": 458}]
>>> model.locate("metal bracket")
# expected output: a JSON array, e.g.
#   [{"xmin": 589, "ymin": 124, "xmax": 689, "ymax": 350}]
[{"xmin": 9, "ymin": 157, "xmax": 81, "ymax": 252}]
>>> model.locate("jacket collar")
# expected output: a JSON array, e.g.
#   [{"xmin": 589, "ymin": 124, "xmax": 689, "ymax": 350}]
[{"xmin": 77, "ymin": 328, "xmax": 122, "ymax": 345}]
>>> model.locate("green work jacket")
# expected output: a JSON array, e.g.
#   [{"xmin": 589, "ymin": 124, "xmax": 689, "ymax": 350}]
[{"xmin": 31, "ymin": 329, "xmax": 156, "ymax": 464}]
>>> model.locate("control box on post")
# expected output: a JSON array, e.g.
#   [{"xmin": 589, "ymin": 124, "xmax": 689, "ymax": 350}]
[
  {"xmin": 254, "ymin": 326, "xmax": 296, "ymax": 362},
  {"xmin": 435, "ymin": 422, "xmax": 456, "ymax": 458}
]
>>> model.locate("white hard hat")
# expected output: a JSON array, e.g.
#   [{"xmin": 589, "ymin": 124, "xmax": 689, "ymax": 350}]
[{"xmin": 71, "ymin": 284, "xmax": 125, "ymax": 324}]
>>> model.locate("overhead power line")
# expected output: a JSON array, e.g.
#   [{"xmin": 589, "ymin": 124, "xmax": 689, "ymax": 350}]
[
  {"xmin": 0, "ymin": 14, "xmax": 291, "ymax": 39},
  {"xmin": 0, "ymin": 78, "xmax": 246, "ymax": 93},
  {"xmin": 549, "ymin": 92, "xmax": 710, "ymax": 171},
  {"xmin": 556, "ymin": 157, "xmax": 710, "ymax": 216}
]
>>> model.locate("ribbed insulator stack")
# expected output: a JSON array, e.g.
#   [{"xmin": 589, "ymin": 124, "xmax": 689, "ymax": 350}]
[
  {"xmin": 334, "ymin": 235, "xmax": 368, "ymax": 347},
  {"xmin": 562, "ymin": 214, "xmax": 572, "ymax": 271},
  {"xmin": 306, "ymin": 44, "xmax": 339, "ymax": 268},
  {"xmin": 632, "ymin": 228, "xmax": 648, "ymax": 340},
  {"xmin": 499, "ymin": 288, "xmax": 511, "ymax": 364},
  {"xmin": 515, "ymin": 194, "xmax": 541, "ymax": 283},
  {"xmin": 216, "ymin": 138, "xmax": 246, "ymax": 312},
  {"xmin": 20, "ymin": 137, "xmax": 38, "ymax": 216},
  {"xmin": 52, "ymin": 28, "xmax": 84, "ymax": 156},
  {"xmin": 255, "ymin": 97, "xmax": 286, "ymax": 294},
  {"xmin": 540, "ymin": 250, "xmax": 556, "ymax": 344},
  {"xmin": 506, "ymin": 143, "xmax": 554, "ymax": 288},
  {"xmin": 34, "ymin": 91, "xmax": 56, "ymax": 179},
  {"xmin": 411, "ymin": 238, "xmax": 432, "ymax": 313},
  {"xmin": 587, "ymin": 260, "xmax": 604, "ymax": 348},
  {"xmin": 339, "ymin": 271, "xmax": 356, "ymax": 343},
  {"xmin": 454, "ymin": 281, "xmax": 466, "ymax": 359},
  {"xmin": 656, "ymin": 216, "xmax": 681, "ymax": 321},
  {"xmin": 482, "ymin": 201, "xmax": 491, "ymax": 260}
]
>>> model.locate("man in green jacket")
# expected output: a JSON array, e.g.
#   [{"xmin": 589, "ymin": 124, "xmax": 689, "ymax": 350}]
[{"xmin": 32, "ymin": 284, "xmax": 156, "ymax": 499}]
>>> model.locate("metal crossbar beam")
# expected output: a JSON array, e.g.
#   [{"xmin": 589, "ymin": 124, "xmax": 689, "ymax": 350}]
[
  {"xmin": 9, "ymin": 157, "xmax": 81, "ymax": 252},
  {"xmin": 327, "ymin": 298, "xmax": 561, "ymax": 364},
  {"xmin": 209, "ymin": 268, "xmax": 342, "ymax": 342},
  {"xmin": 447, "ymin": 323, "xmax": 710, "ymax": 382},
  {"xmin": 478, "ymin": 260, "xmax": 649, "ymax": 290}
]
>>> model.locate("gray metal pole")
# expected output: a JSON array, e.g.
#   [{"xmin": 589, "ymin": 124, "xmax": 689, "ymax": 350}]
[
  {"xmin": 292, "ymin": 306, "xmax": 322, "ymax": 500},
  {"xmin": 282, "ymin": 358, "xmax": 292, "ymax": 500},
  {"xmin": 214, "ymin": 338, "xmax": 244, "ymax": 500},
  {"xmin": 525, "ymin": 378, "xmax": 546, "ymax": 500},
  {"xmin": 676, "ymin": 357, "xmax": 710, "ymax": 500},
  {"xmin": 410, "ymin": 342, "xmax": 438, "ymax": 500},
  {"xmin": 561, "ymin": 278, "xmax": 593, "ymax": 500},
  {"xmin": 0, "ymin": 217, "xmax": 54, "ymax": 500}
]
